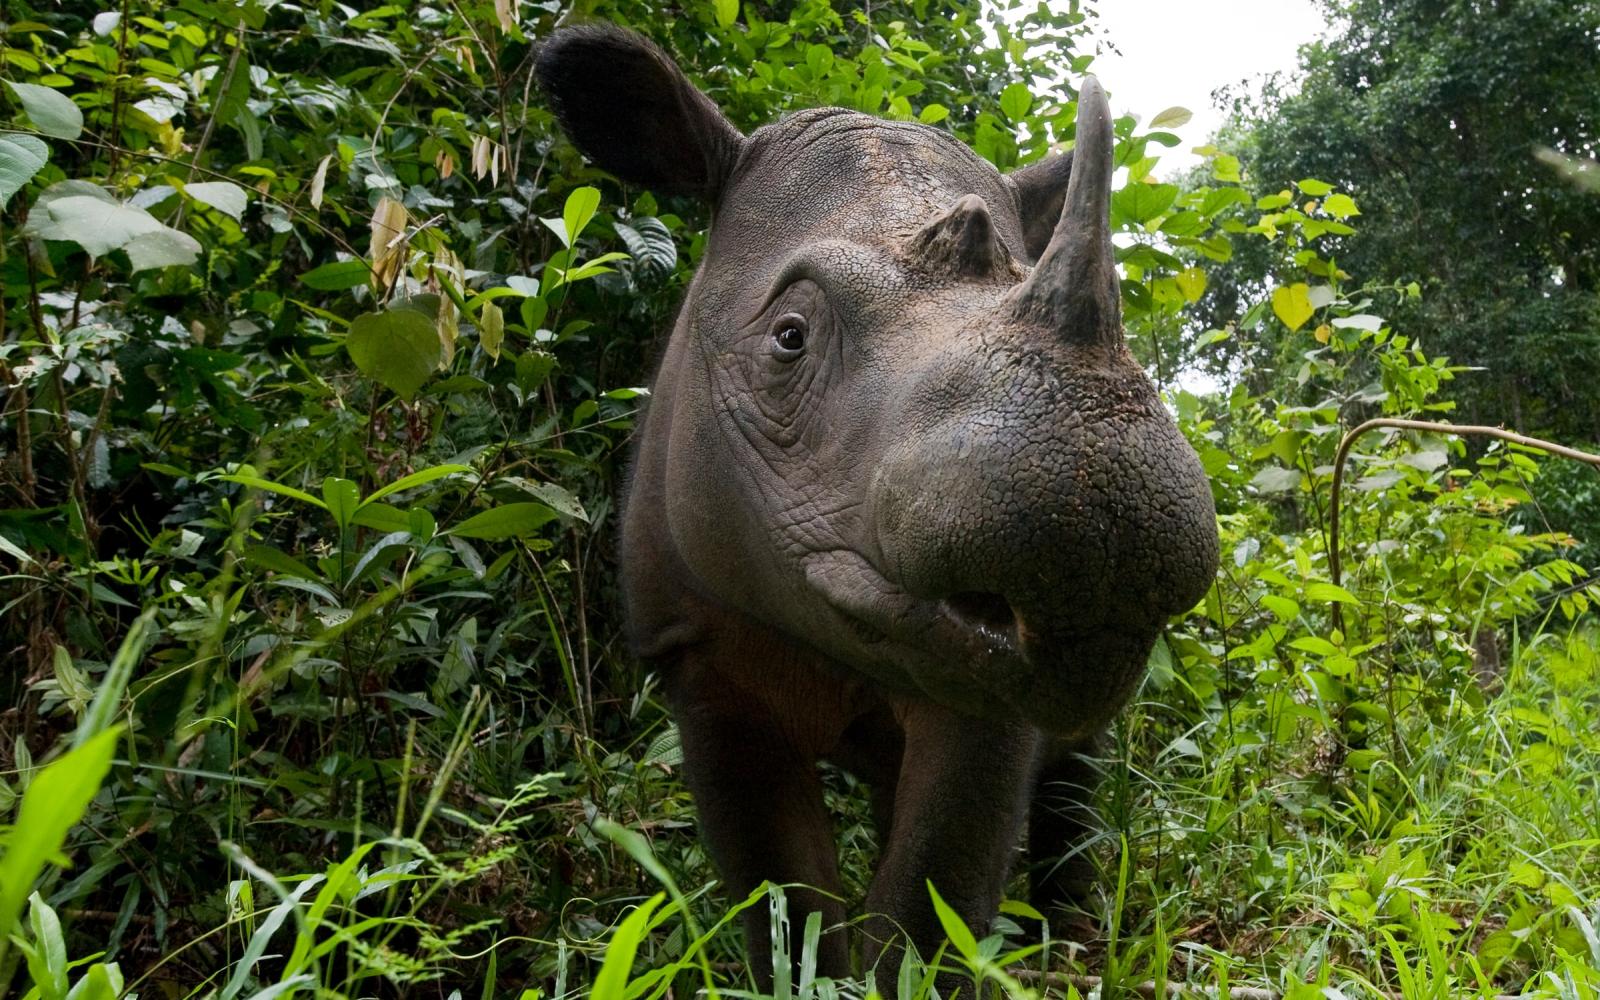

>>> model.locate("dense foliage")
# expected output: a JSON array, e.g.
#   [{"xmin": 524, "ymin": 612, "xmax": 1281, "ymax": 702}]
[
  {"xmin": 1203, "ymin": 0, "xmax": 1600, "ymax": 440},
  {"xmin": 1, "ymin": 2, "xmax": 1597, "ymax": 999}
]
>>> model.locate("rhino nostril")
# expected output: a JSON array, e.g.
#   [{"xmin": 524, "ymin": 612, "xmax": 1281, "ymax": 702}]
[{"xmin": 942, "ymin": 591, "xmax": 1020, "ymax": 650}]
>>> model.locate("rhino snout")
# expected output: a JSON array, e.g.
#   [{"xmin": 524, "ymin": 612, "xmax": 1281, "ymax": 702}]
[{"xmin": 864, "ymin": 358, "xmax": 1218, "ymax": 733}]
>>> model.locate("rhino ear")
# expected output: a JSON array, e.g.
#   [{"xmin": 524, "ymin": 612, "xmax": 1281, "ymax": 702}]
[
  {"xmin": 536, "ymin": 24, "xmax": 744, "ymax": 200},
  {"xmin": 1006, "ymin": 151, "xmax": 1075, "ymax": 262}
]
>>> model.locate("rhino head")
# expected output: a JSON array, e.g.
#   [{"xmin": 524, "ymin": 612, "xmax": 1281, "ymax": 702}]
[{"xmin": 538, "ymin": 26, "xmax": 1219, "ymax": 740}]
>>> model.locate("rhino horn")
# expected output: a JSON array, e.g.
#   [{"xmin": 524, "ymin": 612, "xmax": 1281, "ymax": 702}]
[
  {"xmin": 1006, "ymin": 76, "xmax": 1122, "ymax": 346},
  {"xmin": 908, "ymin": 194, "xmax": 1013, "ymax": 279}
]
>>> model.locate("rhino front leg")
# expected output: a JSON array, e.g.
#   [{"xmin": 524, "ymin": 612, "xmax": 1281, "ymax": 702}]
[
  {"xmin": 863, "ymin": 701, "xmax": 1041, "ymax": 988},
  {"xmin": 1029, "ymin": 735, "xmax": 1104, "ymax": 913},
  {"xmin": 669, "ymin": 659, "xmax": 850, "ymax": 984}
]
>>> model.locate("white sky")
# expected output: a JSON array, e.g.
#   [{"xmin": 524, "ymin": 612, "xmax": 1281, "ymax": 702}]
[{"xmin": 1083, "ymin": 0, "xmax": 1333, "ymax": 176}]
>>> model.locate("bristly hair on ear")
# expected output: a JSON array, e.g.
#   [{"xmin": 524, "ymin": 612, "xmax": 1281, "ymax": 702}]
[{"xmin": 535, "ymin": 23, "xmax": 745, "ymax": 201}]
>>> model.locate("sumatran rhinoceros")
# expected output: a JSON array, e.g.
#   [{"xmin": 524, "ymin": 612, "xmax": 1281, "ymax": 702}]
[{"xmin": 536, "ymin": 24, "xmax": 1219, "ymax": 985}]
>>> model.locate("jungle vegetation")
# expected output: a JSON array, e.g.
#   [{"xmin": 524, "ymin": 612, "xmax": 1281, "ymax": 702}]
[{"xmin": 1, "ymin": 1, "xmax": 1598, "ymax": 997}]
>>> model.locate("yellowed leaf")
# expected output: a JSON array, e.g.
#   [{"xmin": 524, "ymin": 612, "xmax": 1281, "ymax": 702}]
[
  {"xmin": 1175, "ymin": 266, "xmax": 1207, "ymax": 304},
  {"xmin": 1271, "ymin": 282, "xmax": 1314, "ymax": 333},
  {"xmin": 480, "ymin": 301, "xmax": 504, "ymax": 361},
  {"xmin": 1313, "ymin": 323, "xmax": 1331, "ymax": 344},
  {"xmin": 369, "ymin": 196, "xmax": 409, "ymax": 293}
]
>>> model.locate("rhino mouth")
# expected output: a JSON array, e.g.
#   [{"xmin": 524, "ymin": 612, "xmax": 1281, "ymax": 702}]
[
  {"xmin": 802, "ymin": 549, "xmax": 1033, "ymax": 708},
  {"xmin": 802, "ymin": 548, "xmax": 1156, "ymax": 736},
  {"xmin": 940, "ymin": 591, "xmax": 1021, "ymax": 655}
]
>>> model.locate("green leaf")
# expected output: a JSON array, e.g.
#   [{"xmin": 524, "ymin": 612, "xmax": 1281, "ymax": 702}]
[
  {"xmin": 346, "ymin": 309, "xmax": 442, "ymax": 401},
  {"xmin": 322, "ymin": 477, "xmax": 361, "ymax": 531},
  {"xmin": 1250, "ymin": 465, "xmax": 1303, "ymax": 493},
  {"xmin": 999, "ymin": 82, "xmax": 1032, "ymax": 122},
  {"xmin": 75, "ymin": 609, "xmax": 153, "ymax": 747},
  {"xmin": 1174, "ymin": 266, "xmax": 1207, "ymax": 303},
  {"xmin": 302, "ymin": 259, "xmax": 372, "ymax": 290},
  {"xmin": 6, "ymin": 81, "xmax": 83, "ymax": 139},
  {"xmin": 449, "ymin": 502, "xmax": 558, "ymax": 539},
  {"xmin": 184, "ymin": 180, "xmax": 248, "ymax": 220},
  {"xmin": 26, "ymin": 192, "xmax": 187, "ymax": 261},
  {"xmin": 1112, "ymin": 182, "xmax": 1179, "ymax": 224},
  {"xmin": 918, "ymin": 103, "xmax": 949, "ymax": 125},
  {"xmin": 592, "ymin": 892, "xmax": 665, "ymax": 1000},
  {"xmin": 998, "ymin": 898, "xmax": 1046, "ymax": 922},
  {"xmin": 1271, "ymin": 282, "xmax": 1315, "ymax": 332},
  {"xmin": 561, "ymin": 186, "xmax": 602, "ymax": 247},
  {"xmin": 244, "ymin": 544, "xmax": 323, "ymax": 582},
  {"xmin": 362, "ymin": 464, "xmax": 473, "ymax": 506},
  {"xmin": 120, "ymin": 228, "xmax": 203, "ymax": 271},
  {"xmin": 0, "ymin": 728, "xmax": 120, "ymax": 954},
  {"xmin": 1149, "ymin": 105, "xmax": 1192, "ymax": 129},
  {"xmin": 1296, "ymin": 177, "xmax": 1334, "ymax": 196},
  {"xmin": 613, "ymin": 216, "xmax": 676, "ymax": 276},
  {"xmin": 713, "ymin": 0, "xmax": 738, "ymax": 28},
  {"xmin": 926, "ymin": 880, "xmax": 978, "ymax": 961},
  {"xmin": 219, "ymin": 473, "xmax": 326, "ymax": 509},
  {"xmin": 0, "ymin": 132, "xmax": 48, "ymax": 208},
  {"xmin": 1322, "ymin": 192, "xmax": 1360, "ymax": 219},
  {"xmin": 1305, "ymin": 581, "xmax": 1360, "ymax": 605},
  {"xmin": 25, "ymin": 893, "xmax": 68, "ymax": 1000}
]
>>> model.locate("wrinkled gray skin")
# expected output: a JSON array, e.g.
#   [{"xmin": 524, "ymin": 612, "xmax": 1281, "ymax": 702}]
[{"xmin": 537, "ymin": 24, "xmax": 1218, "ymax": 988}]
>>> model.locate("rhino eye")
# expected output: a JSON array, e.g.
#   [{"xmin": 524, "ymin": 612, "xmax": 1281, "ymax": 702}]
[{"xmin": 771, "ymin": 313, "xmax": 808, "ymax": 360}]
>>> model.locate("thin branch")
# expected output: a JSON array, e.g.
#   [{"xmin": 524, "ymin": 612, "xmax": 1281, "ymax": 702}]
[{"xmin": 1328, "ymin": 417, "xmax": 1600, "ymax": 631}]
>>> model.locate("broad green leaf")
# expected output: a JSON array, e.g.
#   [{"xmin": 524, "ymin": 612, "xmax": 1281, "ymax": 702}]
[
  {"xmin": 1112, "ymin": 182, "xmax": 1179, "ymax": 224},
  {"xmin": 561, "ymin": 186, "xmax": 602, "ymax": 247},
  {"xmin": 1322, "ymin": 192, "xmax": 1359, "ymax": 219},
  {"xmin": 322, "ymin": 477, "xmax": 361, "ymax": 530},
  {"xmin": 6, "ymin": 81, "xmax": 83, "ymax": 139},
  {"xmin": 1271, "ymin": 282, "xmax": 1314, "ymax": 332},
  {"xmin": 0, "ymin": 728, "xmax": 120, "ymax": 952},
  {"xmin": 592, "ymin": 892, "xmax": 665, "ymax": 1000},
  {"xmin": 1250, "ymin": 465, "xmax": 1303, "ymax": 492},
  {"xmin": 68, "ymin": 963, "xmax": 125, "ymax": 1000},
  {"xmin": 1296, "ymin": 177, "xmax": 1335, "ymax": 196},
  {"xmin": 244, "ymin": 544, "xmax": 323, "ymax": 582},
  {"xmin": 1175, "ymin": 266, "xmax": 1207, "ymax": 303},
  {"xmin": 301, "ymin": 259, "xmax": 372, "ymax": 290},
  {"xmin": 926, "ymin": 880, "xmax": 978, "ymax": 960},
  {"xmin": 120, "ymin": 228, "xmax": 202, "ymax": 271},
  {"xmin": 1149, "ymin": 105, "xmax": 1191, "ymax": 129},
  {"xmin": 999, "ymin": 82, "xmax": 1032, "ymax": 122},
  {"xmin": 184, "ymin": 180, "xmax": 248, "ymax": 220},
  {"xmin": 450, "ymin": 502, "xmax": 558, "ymax": 539},
  {"xmin": 0, "ymin": 132, "xmax": 48, "ymax": 208},
  {"xmin": 918, "ymin": 103, "xmax": 949, "ymax": 124},
  {"xmin": 713, "ymin": 0, "xmax": 738, "ymax": 28},
  {"xmin": 346, "ymin": 309, "xmax": 442, "ymax": 400},
  {"xmin": 1305, "ymin": 582, "xmax": 1360, "ymax": 605},
  {"xmin": 27, "ymin": 194, "xmax": 167, "ymax": 258}
]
